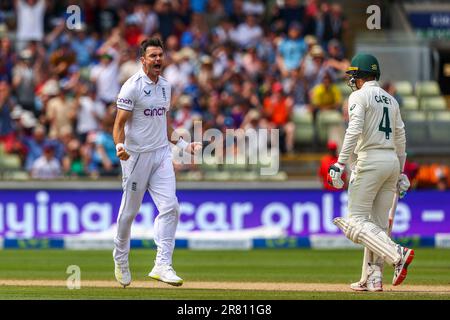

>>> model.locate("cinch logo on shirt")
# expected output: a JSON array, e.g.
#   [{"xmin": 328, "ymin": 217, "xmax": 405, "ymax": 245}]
[
  {"xmin": 117, "ymin": 97, "xmax": 133, "ymax": 105},
  {"xmin": 144, "ymin": 107, "xmax": 166, "ymax": 116}
]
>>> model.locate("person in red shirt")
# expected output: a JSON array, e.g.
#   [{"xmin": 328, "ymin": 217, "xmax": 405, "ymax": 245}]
[
  {"xmin": 318, "ymin": 140, "xmax": 346, "ymax": 191},
  {"xmin": 263, "ymin": 82, "xmax": 295, "ymax": 153}
]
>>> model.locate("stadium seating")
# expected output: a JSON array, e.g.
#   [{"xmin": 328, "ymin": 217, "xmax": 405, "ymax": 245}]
[
  {"xmin": 415, "ymin": 81, "xmax": 441, "ymax": 97},
  {"xmin": 0, "ymin": 154, "xmax": 21, "ymax": 170},
  {"xmin": 428, "ymin": 111, "xmax": 450, "ymax": 121},
  {"xmin": 401, "ymin": 96, "xmax": 419, "ymax": 110},
  {"xmin": 395, "ymin": 81, "xmax": 414, "ymax": 97},
  {"xmin": 402, "ymin": 110, "xmax": 427, "ymax": 121},
  {"xmin": 428, "ymin": 111, "xmax": 450, "ymax": 145},
  {"xmin": 317, "ymin": 110, "xmax": 344, "ymax": 143},
  {"xmin": 293, "ymin": 111, "xmax": 315, "ymax": 145},
  {"xmin": 420, "ymin": 96, "xmax": 447, "ymax": 111}
]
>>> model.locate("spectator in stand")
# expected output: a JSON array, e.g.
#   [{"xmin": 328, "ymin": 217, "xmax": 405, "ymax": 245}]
[
  {"xmin": 74, "ymin": 82, "xmax": 105, "ymax": 143},
  {"xmin": 92, "ymin": 0, "xmax": 120, "ymax": 37},
  {"xmin": 70, "ymin": 23, "xmax": 97, "ymax": 68},
  {"xmin": 124, "ymin": 14, "xmax": 144, "ymax": 47},
  {"xmin": 0, "ymin": 79, "xmax": 16, "ymax": 150},
  {"xmin": 48, "ymin": 38, "xmax": 77, "ymax": 78},
  {"xmin": 277, "ymin": 22, "xmax": 306, "ymax": 77},
  {"xmin": 172, "ymin": 95, "xmax": 196, "ymax": 132},
  {"xmin": 231, "ymin": 14, "xmax": 263, "ymax": 49},
  {"xmin": 191, "ymin": 0, "xmax": 209, "ymax": 14},
  {"xmin": 14, "ymin": 0, "xmax": 46, "ymax": 51},
  {"xmin": 243, "ymin": 0, "xmax": 265, "ymax": 17},
  {"xmin": 318, "ymin": 140, "xmax": 346, "ymax": 191},
  {"xmin": 272, "ymin": 0, "xmax": 305, "ymax": 33},
  {"xmin": 212, "ymin": 17, "xmax": 235, "ymax": 44},
  {"xmin": 197, "ymin": 55, "xmax": 215, "ymax": 92},
  {"xmin": 180, "ymin": 16, "xmax": 208, "ymax": 50},
  {"xmin": 229, "ymin": 0, "xmax": 246, "ymax": 25},
  {"xmin": 241, "ymin": 46, "xmax": 263, "ymax": 80},
  {"xmin": 164, "ymin": 48, "xmax": 196, "ymax": 95},
  {"xmin": 21, "ymin": 122, "xmax": 51, "ymax": 172},
  {"xmin": 301, "ymin": 44, "xmax": 334, "ymax": 88},
  {"xmin": 329, "ymin": 3, "xmax": 348, "ymax": 42},
  {"xmin": 91, "ymin": 117, "xmax": 120, "ymax": 176},
  {"xmin": 310, "ymin": 72, "xmax": 342, "ymax": 117},
  {"xmin": 30, "ymin": 142, "xmax": 61, "ymax": 179},
  {"xmin": 176, "ymin": 0, "xmax": 193, "ymax": 29},
  {"xmin": 263, "ymin": 82, "xmax": 295, "ymax": 153},
  {"xmin": 119, "ymin": 47, "xmax": 141, "ymax": 85},
  {"xmin": 90, "ymin": 50, "xmax": 120, "ymax": 105},
  {"xmin": 43, "ymin": 81, "xmax": 76, "ymax": 140},
  {"xmin": 135, "ymin": 0, "xmax": 159, "ymax": 37},
  {"xmin": 155, "ymin": 0, "xmax": 177, "ymax": 40},
  {"xmin": 12, "ymin": 49, "xmax": 36, "ymax": 114},
  {"xmin": 283, "ymin": 68, "xmax": 309, "ymax": 116},
  {"xmin": 304, "ymin": 2, "xmax": 334, "ymax": 47},
  {"xmin": 416, "ymin": 163, "xmax": 449, "ymax": 190},
  {"xmin": 324, "ymin": 39, "xmax": 349, "ymax": 77},
  {"xmin": 62, "ymin": 138, "xmax": 87, "ymax": 177},
  {"xmin": 205, "ymin": 0, "xmax": 226, "ymax": 30},
  {"xmin": 0, "ymin": 36, "xmax": 15, "ymax": 83}
]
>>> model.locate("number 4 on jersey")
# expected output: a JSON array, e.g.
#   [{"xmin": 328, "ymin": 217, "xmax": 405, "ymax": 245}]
[{"xmin": 379, "ymin": 106, "xmax": 392, "ymax": 139}]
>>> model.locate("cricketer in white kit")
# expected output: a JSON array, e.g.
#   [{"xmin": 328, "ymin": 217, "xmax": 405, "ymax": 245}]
[
  {"xmin": 327, "ymin": 53, "xmax": 414, "ymax": 292},
  {"xmin": 112, "ymin": 38, "xmax": 202, "ymax": 288}
]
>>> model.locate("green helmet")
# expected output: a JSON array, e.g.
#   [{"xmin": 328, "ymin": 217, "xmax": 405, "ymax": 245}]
[{"xmin": 346, "ymin": 53, "xmax": 381, "ymax": 81}]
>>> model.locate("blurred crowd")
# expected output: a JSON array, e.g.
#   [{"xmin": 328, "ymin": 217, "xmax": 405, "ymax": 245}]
[{"xmin": 0, "ymin": 0, "xmax": 353, "ymax": 179}]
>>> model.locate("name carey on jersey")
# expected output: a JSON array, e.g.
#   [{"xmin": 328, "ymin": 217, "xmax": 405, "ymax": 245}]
[{"xmin": 374, "ymin": 94, "xmax": 392, "ymax": 105}]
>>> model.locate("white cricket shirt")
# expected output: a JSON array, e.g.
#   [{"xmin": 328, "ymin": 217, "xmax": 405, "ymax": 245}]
[
  {"xmin": 338, "ymin": 81, "xmax": 406, "ymax": 164},
  {"xmin": 116, "ymin": 68, "xmax": 171, "ymax": 153}
]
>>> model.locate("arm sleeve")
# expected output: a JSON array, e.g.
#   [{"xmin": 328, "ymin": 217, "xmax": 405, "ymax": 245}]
[
  {"xmin": 116, "ymin": 82, "xmax": 136, "ymax": 111},
  {"xmin": 394, "ymin": 104, "xmax": 407, "ymax": 171},
  {"xmin": 337, "ymin": 93, "xmax": 366, "ymax": 164}
]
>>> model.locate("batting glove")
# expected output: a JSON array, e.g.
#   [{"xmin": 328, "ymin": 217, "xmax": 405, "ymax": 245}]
[
  {"xmin": 327, "ymin": 162, "xmax": 345, "ymax": 189},
  {"xmin": 397, "ymin": 173, "xmax": 410, "ymax": 198}
]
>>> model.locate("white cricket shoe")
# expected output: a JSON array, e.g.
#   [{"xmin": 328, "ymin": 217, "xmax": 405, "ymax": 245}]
[
  {"xmin": 149, "ymin": 264, "xmax": 183, "ymax": 286},
  {"xmin": 114, "ymin": 262, "xmax": 131, "ymax": 288},
  {"xmin": 392, "ymin": 245, "xmax": 415, "ymax": 286},
  {"xmin": 350, "ymin": 281, "xmax": 368, "ymax": 292},
  {"xmin": 114, "ymin": 261, "xmax": 131, "ymax": 288},
  {"xmin": 350, "ymin": 264, "xmax": 383, "ymax": 292}
]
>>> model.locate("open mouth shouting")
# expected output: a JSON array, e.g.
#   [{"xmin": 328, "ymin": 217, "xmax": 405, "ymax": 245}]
[{"xmin": 153, "ymin": 63, "xmax": 162, "ymax": 73}]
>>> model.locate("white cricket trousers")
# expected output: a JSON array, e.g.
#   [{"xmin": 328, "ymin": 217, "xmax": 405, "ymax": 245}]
[
  {"xmin": 348, "ymin": 149, "xmax": 400, "ymax": 265},
  {"xmin": 113, "ymin": 145, "xmax": 179, "ymax": 266}
]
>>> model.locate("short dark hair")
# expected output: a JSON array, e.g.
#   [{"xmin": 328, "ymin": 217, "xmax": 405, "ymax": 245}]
[{"xmin": 140, "ymin": 38, "xmax": 164, "ymax": 57}]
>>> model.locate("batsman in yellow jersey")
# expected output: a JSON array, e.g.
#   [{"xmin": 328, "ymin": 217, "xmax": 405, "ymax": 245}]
[{"xmin": 327, "ymin": 53, "xmax": 414, "ymax": 291}]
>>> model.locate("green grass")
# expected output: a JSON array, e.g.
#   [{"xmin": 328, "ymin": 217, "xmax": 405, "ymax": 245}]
[{"xmin": 0, "ymin": 248, "xmax": 449, "ymax": 299}]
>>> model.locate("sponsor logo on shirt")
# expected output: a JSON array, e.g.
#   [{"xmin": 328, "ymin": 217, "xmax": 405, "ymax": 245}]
[
  {"xmin": 144, "ymin": 89, "xmax": 151, "ymax": 95},
  {"xmin": 144, "ymin": 107, "xmax": 167, "ymax": 116},
  {"xmin": 161, "ymin": 87, "xmax": 167, "ymax": 101},
  {"xmin": 117, "ymin": 97, "xmax": 133, "ymax": 106}
]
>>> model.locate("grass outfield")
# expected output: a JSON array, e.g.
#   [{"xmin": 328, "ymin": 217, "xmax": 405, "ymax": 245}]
[{"xmin": 0, "ymin": 248, "xmax": 449, "ymax": 299}]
